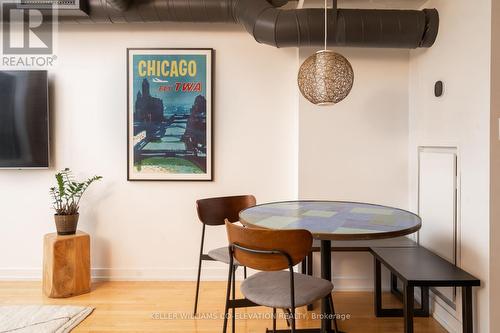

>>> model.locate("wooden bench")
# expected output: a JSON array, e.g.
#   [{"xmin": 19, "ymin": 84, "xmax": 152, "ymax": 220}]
[
  {"xmin": 371, "ymin": 247, "xmax": 480, "ymax": 333},
  {"xmin": 302, "ymin": 237, "xmax": 418, "ymax": 310}
]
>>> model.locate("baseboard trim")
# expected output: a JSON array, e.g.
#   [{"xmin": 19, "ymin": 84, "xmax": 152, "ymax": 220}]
[
  {"xmin": 0, "ymin": 269, "xmax": 41, "ymax": 281},
  {"xmin": 0, "ymin": 268, "xmax": 372, "ymax": 290},
  {"xmin": 430, "ymin": 291, "xmax": 462, "ymax": 333},
  {"xmin": 91, "ymin": 268, "xmax": 231, "ymax": 281},
  {"xmin": 0, "ymin": 268, "xmax": 232, "ymax": 282}
]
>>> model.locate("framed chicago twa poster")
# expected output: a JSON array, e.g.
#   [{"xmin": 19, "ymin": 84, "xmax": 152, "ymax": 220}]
[{"xmin": 127, "ymin": 48, "xmax": 213, "ymax": 181}]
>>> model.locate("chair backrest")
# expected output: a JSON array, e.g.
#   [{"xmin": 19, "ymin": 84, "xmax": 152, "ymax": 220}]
[
  {"xmin": 196, "ymin": 195, "xmax": 256, "ymax": 226},
  {"xmin": 225, "ymin": 220, "xmax": 313, "ymax": 271}
]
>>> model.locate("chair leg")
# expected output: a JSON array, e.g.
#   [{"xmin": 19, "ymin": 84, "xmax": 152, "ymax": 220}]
[
  {"xmin": 244, "ymin": 266, "xmax": 247, "ymax": 279},
  {"xmin": 232, "ymin": 266, "xmax": 236, "ymax": 333},
  {"xmin": 283, "ymin": 309, "xmax": 291, "ymax": 327},
  {"xmin": 328, "ymin": 294, "xmax": 340, "ymax": 333},
  {"xmin": 194, "ymin": 225, "xmax": 206, "ymax": 315},
  {"xmin": 193, "ymin": 256, "xmax": 202, "ymax": 315},
  {"xmin": 290, "ymin": 306, "xmax": 296, "ymax": 333},
  {"xmin": 272, "ymin": 308, "xmax": 277, "ymax": 333},
  {"xmin": 222, "ymin": 264, "xmax": 233, "ymax": 333}
]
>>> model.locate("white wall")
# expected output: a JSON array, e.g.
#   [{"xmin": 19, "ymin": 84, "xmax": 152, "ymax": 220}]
[
  {"xmin": 0, "ymin": 24, "xmax": 299, "ymax": 280},
  {"xmin": 409, "ymin": 1, "xmax": 492, "ymax": 332},
  {"xmin": 298, "ymin": 47, "xmax": 410, "ymax": 289}
]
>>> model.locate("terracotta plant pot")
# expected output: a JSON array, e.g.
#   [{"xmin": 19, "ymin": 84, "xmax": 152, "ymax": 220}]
[{"xmin": 54, "ymin": 214, "xmax": 79, "ymax": 235}]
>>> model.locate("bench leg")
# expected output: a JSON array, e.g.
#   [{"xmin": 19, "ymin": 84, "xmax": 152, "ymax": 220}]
[
  {"xmin": 390, "ymin": 272, "xmax": 429, "ymax": 317},
  {"xmin": 462, "ymin": 286, "xmax": 473, "ymax": 333},
  {"xmin": 391, "ymin": 272, "xmax": 399, "ymax": 295},
  {"xmin": 374, "ymin": 257, "xmax": 383, "ymax": 316},
  {"xmin": 420, "ymin": 286, "xmax": 430, "ymax": 317},
  {"xmin": 390, "ymin": 272, "xmax": 406, "ymax": 304},
  {"xmin": 303, "ymin": 251, "xmax": 313, "ymax": 277},
  {"xmin": 404, "ymin": 284, "xmax": 415, "ymax": 333},
  {"xmin": 373, "ymin": 257, "xmax": 429, "ymax": 319}
]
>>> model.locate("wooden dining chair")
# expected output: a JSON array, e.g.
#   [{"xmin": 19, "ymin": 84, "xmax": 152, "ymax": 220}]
[
  {"xmin": 193, "ymin": 195, "xmax": 256, "ymax": 315},
  {"xmin": 224, "ymin": 220, "xmax": 339, "ymax": 333}
]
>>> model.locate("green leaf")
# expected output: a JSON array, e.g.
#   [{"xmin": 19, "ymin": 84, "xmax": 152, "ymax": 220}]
[{"xmin": 50, "ymin": 168, "xmax": 102, "ymax": 215}]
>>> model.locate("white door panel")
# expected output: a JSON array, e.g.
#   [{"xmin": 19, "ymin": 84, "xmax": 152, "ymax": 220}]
[{"xmin": 418, "ymin": 147, "xmax": 458, "ymax": 305}]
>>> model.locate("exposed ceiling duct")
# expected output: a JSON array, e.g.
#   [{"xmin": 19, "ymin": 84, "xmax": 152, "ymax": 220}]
[
  {"xmin": 53, "ymin": 0, "xmax": 439, "ymax": 49},
  {"xmin": 104, "ymin": 0, "xmax": 131, "ymax": 11}
]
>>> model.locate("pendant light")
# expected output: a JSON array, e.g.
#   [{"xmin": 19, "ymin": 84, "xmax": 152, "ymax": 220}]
[{"xmin": 297, "ymin": 0, "xmax": 354, "ymax": 106}]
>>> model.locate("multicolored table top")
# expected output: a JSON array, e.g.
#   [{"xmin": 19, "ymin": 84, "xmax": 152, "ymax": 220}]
[{"xmin": 239, "ymin": 201, "xmax": 421, "ymax": 241}]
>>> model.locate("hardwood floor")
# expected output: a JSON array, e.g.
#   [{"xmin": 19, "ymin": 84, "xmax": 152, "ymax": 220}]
[{"xmin": 0, "ymin": 281, "xmax": 447, "ymax": 332}]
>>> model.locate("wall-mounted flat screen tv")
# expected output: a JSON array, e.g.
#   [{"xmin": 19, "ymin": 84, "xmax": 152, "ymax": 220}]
[{"xmin": 0, "ymin": 71, "xmax": 49, "ymax": 168}]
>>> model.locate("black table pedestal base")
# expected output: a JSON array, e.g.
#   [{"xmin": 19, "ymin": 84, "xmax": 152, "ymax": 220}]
[{"xmin": 321, "ymin": 240, "xmax": 334, "ymax": 333}]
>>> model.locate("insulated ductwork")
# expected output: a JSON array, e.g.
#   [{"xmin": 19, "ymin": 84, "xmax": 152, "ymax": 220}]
[
  {"xmin": 235, "ymin": 1, "xmax": 438, "ymax": 48},
  {"xmin": 67, "ymin": 0, "xmax": 439, "ymax": 48},
  {"xmin": 105, "ymin": 0, "xmax": 131, "ymax": 11}
]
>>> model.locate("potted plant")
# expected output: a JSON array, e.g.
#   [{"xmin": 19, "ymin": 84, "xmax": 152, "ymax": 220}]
[{"xmin": 50, "ymin": 168, "xmax": 102, "ymax": 235}]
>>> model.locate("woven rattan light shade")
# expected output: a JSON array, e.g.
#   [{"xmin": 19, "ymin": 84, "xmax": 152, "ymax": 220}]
[{"xmin": 298, "ymin": 50, "xmax": 354, "ymax": 106}]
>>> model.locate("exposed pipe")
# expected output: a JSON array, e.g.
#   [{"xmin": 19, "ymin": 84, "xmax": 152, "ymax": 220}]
[
  {"xmin": 78, "ymin": 0, "xmax": 439, "ymax": 49},
  {"xmin": 106, "ymin": 0, "xmax": 131, "ymax": 11},
  {"xmin": 235, "ymin": 0, "xmax": 438, "ymax": 48},
  {"xmin": 105, "ymin": 0, "xmax": 289, "ymax": 12}
]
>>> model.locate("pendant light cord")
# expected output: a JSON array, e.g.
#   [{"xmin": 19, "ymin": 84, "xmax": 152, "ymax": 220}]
[{"xmin": 324, "ymin": 0, "xmax": 327, "ymax": 50}]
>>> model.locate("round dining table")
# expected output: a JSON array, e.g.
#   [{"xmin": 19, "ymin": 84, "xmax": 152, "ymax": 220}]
[{"xmin": 239, "ymin": 200, "xmax": 422, "ymax": 333}]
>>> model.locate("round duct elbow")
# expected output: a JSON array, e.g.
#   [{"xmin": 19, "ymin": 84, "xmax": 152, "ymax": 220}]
[
  {"xmin": 421, "ymin": 9, "xmax": 440, "ymax": 47},
  {"xmin": 236, "ymin": 0, "xmax": 439, "ymax": 48}
]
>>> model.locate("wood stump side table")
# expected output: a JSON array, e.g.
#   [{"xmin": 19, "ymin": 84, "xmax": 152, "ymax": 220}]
[{"xmin": 43, "ymin": 231, "xmax": 91, "ymax": 298}]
